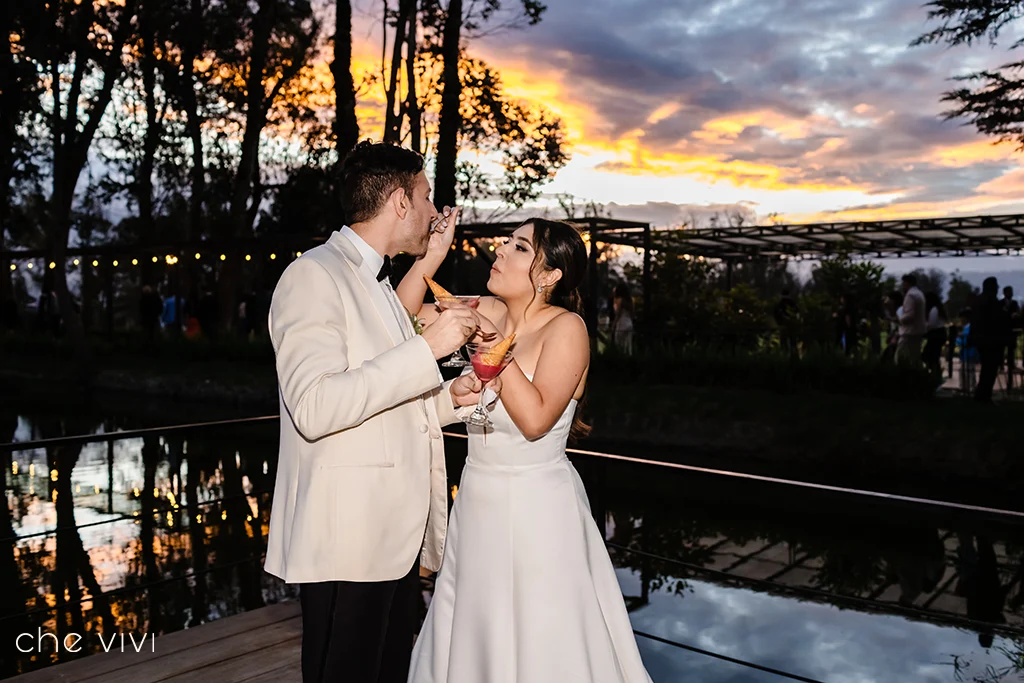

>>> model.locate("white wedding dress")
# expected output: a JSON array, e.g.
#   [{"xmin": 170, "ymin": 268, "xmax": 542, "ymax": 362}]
[{"xmin": 408, "ymin": 376, "xmax": 654, "ymax": 683}]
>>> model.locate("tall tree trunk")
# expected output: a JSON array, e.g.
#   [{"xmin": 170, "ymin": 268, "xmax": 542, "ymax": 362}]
[
  {"xmin": 404, "ymin": 0, "xmax": 421, "ymax": 153},
  {"xmin": 179, "ymin": 0, "xmax": 206, "ymax": 319},
  {"xmin": 432, "ymin": 0, "xmax": 462, "ymax": 288},
  {"xmin": 139, "ymin": 0, "xmax": 159, "ymax": 241},
  {"xmin": 184, "ymin": 0, "xmax": 205, "ymax": 245},
  {"xmin": 332, "ymin": 0, "xmax": 360, "ymax": 156},
  {"xmin": 49, "ymin": 0, "xmax": 138, "ymax": 373},
  {"xmin": 433, "ymin": 0, "xmax": 461, "ymax": 206},
  {"xmin": 383, "ymin": 0, "xmax": 413, "ymax": 143},
  {"xmin": 220, "ymin": 0, "xmax": 273, "ymax": 335}
]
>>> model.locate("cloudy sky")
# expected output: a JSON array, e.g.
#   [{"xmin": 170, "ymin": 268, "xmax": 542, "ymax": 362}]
[{"xmin": 346, "ymin": 0, "xmax": 1024, "ymax": 229}]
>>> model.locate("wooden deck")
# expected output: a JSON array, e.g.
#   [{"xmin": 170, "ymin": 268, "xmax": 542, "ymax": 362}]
[{"xmin": 11, "ymin": 602, "xmax": 303, "ymax": 683}]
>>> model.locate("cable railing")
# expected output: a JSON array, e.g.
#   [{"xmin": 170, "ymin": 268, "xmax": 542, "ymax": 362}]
[
  {"xmin": 0, "ymin": 415, "xmax": 278, "ymax": 451},
  {"xmin": 3, "ymin": 416, "xmax": 1022, "ymax": 682},
  {"xmin": 4, "ymin": 415, "xmax": 1024, "ymax": 520}
]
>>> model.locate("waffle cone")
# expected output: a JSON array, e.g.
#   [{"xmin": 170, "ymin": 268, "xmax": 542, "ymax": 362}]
[
  {"xmin": 479, "ymin": 333, "xmax": 515, "ymax": 365},
  {"xmin": 424, "ymin": 276, "xmax": 454, "ymax": 301}
]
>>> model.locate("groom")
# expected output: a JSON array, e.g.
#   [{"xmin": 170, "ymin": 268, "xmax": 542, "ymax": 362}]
[{"xmin": 265, "ymin": 140, "xmax": 490, "ymax": 683}]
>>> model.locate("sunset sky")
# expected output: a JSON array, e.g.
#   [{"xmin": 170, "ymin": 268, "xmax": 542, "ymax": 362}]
[{"xmin": 346, "ymin": 0, "xmax": 1024, "ymax": 228}]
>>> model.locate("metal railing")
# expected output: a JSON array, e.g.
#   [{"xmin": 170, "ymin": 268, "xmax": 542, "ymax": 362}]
[
  {"xmin": 3, "ymin": 415, "xmax": 1023, "ymax": 682},
  {"xmin": 8, "ymin": 415, "xmax": 1021, "ymax": 519}
]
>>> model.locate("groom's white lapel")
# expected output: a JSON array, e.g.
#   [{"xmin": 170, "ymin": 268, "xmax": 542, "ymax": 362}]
[{"xmin": 326, "ymin": 228, "xmax": 407, "ymax": 347}]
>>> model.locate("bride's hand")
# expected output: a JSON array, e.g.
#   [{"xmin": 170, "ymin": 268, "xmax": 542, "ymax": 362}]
[
  {"xmin": 450, "ymin": 370, "xmax": 502, "ymax": 407},
  {"xmin": 425, "ymin": 206, "xmax": 460, "ymax": 262}
]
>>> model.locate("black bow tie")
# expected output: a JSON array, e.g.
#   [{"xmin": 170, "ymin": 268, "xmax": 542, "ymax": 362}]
[{"xmin": 376, "ymin": 256, "xmax": 393, "ymax": 282}]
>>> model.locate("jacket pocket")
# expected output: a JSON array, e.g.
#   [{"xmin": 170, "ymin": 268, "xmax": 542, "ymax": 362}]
[{"xmin": 319, "ymin": 419, "xmax": 394, "ymax": 468}]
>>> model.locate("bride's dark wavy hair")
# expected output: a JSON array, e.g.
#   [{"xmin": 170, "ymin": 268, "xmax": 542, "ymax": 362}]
[{"xmin": 524, "ymin": 218, "xmax": 591, "ymax": 442}]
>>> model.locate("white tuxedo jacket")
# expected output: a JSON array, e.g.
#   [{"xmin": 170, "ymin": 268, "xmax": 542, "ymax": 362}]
[{"xmin": 264, "ymin": 230, "xmax": 460, "ymax": 583}]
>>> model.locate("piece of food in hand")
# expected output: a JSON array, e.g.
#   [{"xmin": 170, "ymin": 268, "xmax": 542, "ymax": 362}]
[
  {"xmin": 479, "ymin": 333, "xmax": 515, "ymax": 366},
  {"xmin": 424, "ymin": 276, "xmax": 455, "ymax": 302}
]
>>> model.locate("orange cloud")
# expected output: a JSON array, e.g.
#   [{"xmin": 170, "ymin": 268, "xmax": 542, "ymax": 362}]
[{"xmin": 926, "ymin": 138, "xmax": 1019, "ymax": 167}]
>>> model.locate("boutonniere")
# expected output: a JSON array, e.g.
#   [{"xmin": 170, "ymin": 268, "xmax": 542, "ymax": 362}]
[{"xmin": 409, "ymin": 310, "xmax": 424, "ymax": 335}]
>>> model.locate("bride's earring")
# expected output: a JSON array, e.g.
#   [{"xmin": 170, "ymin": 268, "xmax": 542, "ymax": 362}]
[{"xmin": 537, "ymin": 286, "xmax": 543, "ymax": 292}]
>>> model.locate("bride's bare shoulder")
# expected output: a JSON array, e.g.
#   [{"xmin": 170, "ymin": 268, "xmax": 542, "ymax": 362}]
[{"xmin": 542, "ymin": 309, "xmax": 588, "ymax": 345}]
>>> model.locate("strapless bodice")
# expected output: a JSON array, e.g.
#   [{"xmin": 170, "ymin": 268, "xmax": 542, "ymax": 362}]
[{"xmin": 464, "ymin": 373, "xmax": 577, "ymax": 469}]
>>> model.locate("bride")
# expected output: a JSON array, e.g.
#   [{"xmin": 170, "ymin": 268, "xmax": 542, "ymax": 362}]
[{"xmin": 396, "ymin": 216, "xmax": 654, "ymax": 683}]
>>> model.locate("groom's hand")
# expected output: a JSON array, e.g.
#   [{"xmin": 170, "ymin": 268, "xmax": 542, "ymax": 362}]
[
  {"xmin": 422, "ymin": 306, "xmax": 477, "ymax": 359},
  {"xmin": 450, "ymin": 372, "xmax": 502, "ymax": 407}
]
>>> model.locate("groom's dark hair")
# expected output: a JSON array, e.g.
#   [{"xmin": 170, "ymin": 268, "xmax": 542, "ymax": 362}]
[{"xmin": 339, "ymin": 140, "xmax": 424, "ymax": 223}]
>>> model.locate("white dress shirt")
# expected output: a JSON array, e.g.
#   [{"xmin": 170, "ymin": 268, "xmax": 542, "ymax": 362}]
[
  {"xmin": 899, "ymin": 286, "xmax": 928, "ymax": 337},
  {"xmin": 340, "ymin": 226, "xmax": 443, "ymax": 383}
]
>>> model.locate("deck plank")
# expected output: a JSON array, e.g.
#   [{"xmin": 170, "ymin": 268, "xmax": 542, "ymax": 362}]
[{"xmin": 161, "ymin": 637, "xmax": 301, "ymax": 683}]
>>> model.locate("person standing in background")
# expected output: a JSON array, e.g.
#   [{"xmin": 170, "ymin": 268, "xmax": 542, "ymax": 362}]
[
  {"xmin": 970, "ymin": 277, "xmax": 1007, "ymax": 403},
  {"xmin": 897, "ymin": 274, "xmax": 927, "ymax": 366}
]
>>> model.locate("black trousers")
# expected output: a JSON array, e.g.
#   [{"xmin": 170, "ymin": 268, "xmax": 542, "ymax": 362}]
[{"xmin": 299, "ymin": 562, "xmax": 420, "ymax": 683}]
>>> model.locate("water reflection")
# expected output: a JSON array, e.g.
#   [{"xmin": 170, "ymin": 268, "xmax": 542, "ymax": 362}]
[
  {"xmin": 1, "ymin": 402, "xmax": 1022, "ymax": 681},
  {"xmin": 1, "ymin": 407, "xmax": 291, "ymax": 678}
]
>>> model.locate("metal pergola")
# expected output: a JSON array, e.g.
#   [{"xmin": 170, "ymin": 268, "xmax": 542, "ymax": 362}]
[{"xmin": 655, "ymin": 213, "xmax": 1024, "ymax": 261}]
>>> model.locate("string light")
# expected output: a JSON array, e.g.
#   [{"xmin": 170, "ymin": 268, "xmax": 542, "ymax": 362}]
[{"xmin": 8, "ymin": 249, "xmax": 321, "ymax": 270}]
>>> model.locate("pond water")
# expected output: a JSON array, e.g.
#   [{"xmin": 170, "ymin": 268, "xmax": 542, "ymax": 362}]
[{"xmin": 1, "ymin": 398, "xmax": 1022, "ymax": 681}]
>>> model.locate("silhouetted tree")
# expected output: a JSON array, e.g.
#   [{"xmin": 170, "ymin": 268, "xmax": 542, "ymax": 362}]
[{"xmin": 913, "ymin": 0, "xmax": 1024, "ymax": 149}]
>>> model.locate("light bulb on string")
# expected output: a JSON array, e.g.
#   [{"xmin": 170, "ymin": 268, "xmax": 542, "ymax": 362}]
[
  {"xmin": 270, "ymin": 253, "xmax": 276, "ymax": 260},
  {"xmin": 132, "ymin": 259, "xmax": 138, "ymax": 266}
]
